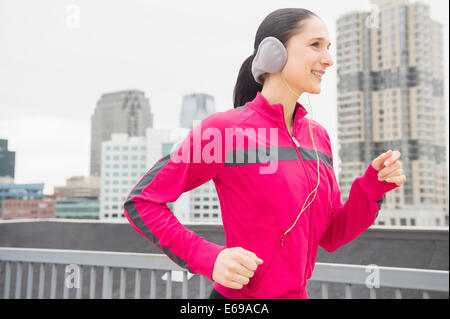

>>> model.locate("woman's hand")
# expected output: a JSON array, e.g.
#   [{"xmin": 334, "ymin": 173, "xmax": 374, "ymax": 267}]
[
  {"xmin": 212, "ymin": 247, "xmax": 263, "ymax": 289},
  {"xmin": 371, "ymin": 150, "xmax": 406, "ymax": 187}
]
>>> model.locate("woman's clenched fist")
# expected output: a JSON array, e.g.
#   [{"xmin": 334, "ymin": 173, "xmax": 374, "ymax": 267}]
[
  {"xmin": 212, "ymin": 247, "xmax": 263, "ymax": 289},
  {"xmin": 371, "ymin": 149, "xmax": 406, "ymax": 187}
]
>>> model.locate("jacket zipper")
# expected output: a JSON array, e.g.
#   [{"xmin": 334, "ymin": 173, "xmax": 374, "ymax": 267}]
[
  {"xmin": 280, "ymin": 108, "xmax": 319, "ymax": 288},
  {"xmin": 279, "ymin": 110, "xmax": 314, "ymax": 249}
]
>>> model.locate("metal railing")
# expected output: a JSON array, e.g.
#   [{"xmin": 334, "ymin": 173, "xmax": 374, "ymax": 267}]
[{"xmin": 1, "ymin": 247, "xmax": 448, "ymax": 299}]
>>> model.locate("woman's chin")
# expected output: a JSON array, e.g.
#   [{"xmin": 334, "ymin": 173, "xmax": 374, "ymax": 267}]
[{"xmin": 307, "ymin": 86, "xmax": 321, "ymax": 94}]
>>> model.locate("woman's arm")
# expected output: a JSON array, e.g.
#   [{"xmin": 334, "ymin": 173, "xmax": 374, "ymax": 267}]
[
  {"xmin": 319, "ymin": 133, "xmax": 399, "ymax": 253},
  {"xmin": 123, "ymin": 115, "xmax": 226, "ymax": 281}
]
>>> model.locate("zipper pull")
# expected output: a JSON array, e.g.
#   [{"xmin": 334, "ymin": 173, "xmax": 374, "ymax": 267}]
[
  {"xmin": 292, "ymin": 136, "xmax": 300, "ymax": 148},
  {"xmin": 281, "ymin": 234, "xmax": 286, "ymax": 247}
]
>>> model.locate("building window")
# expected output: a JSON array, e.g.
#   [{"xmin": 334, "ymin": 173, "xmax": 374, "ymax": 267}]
[
  {"xmin": 410, "ymin": 218, "xmax": 416, "ymax": 226},
  {"xmin": 400, "ymin": 218, "xmax": 407, "ymax": 226},
  {"xmin": 390, "ymin": 218, "xmax": 396, "ymax": 226}
]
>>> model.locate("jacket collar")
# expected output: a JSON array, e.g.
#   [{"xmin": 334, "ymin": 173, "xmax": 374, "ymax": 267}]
[{"xmin": 246, "ymin": 91, "xmax": 308, "ymax": 130}]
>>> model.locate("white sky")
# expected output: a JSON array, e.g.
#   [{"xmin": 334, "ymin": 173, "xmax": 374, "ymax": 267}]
[{"xmin": 0, "ymin": 0, "xmax": 448, "ymax": 195}]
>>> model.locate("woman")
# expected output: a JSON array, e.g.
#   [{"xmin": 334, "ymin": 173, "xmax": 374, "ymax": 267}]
[{"xmin": 123, "ymin": 8, "xmax": 406, "ymax": 299}]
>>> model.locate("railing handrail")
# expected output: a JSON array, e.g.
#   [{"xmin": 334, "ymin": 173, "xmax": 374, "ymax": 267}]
[
  {"xmin": 311, "ymin": 262, "xmax": 449, "ymax": 292},
  {"xmin": 1, "ymin": 247, "xmax": 448, "ymax": 293},
  {"xmin": 0, "ymin": 247, "xmax": 183, "ymax": 271}
]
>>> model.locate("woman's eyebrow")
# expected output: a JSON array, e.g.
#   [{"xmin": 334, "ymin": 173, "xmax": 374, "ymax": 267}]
[{"xmin": 308, "ymin": 37, "xmax": 332, "ymax": 48}]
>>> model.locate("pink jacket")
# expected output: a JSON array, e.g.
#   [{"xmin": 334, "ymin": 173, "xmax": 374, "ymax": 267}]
[{"xmin": 123, "ymin": 91, "xmax": 398, "ymax": 299}]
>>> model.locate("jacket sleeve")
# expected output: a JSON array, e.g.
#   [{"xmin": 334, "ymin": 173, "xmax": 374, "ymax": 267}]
[
  {"xmin": 319, "ymin": 131, "xmax": 398, "ymax": 253},
  {"xmin": 123, "ymin": 114, "xmax": 226, "ymax": 281}
]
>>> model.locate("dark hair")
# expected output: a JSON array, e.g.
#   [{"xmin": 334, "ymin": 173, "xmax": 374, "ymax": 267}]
[{"xmin": 232, "ymin": 8, "xmax": 319, "ymax": 108}]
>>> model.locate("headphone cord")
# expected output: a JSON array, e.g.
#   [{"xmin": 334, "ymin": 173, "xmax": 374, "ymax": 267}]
[{"xmin": 280, "ymin": 73, "xmax": 321, "ymax": 247}]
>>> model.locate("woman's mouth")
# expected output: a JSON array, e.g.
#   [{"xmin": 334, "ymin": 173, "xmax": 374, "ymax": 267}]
[{"xmin": 311, "ymin": 70, "xmax": 323, "ymax": 81}]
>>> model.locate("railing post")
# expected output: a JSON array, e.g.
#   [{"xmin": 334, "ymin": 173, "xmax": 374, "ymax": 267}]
[
  {"xmin": 15, "ymin": 262, "xmax": 22, "ymax": 299},
  {"xmin": 3, "ymin": 261, "xmax": 11, "ymax": 299},
  {"xmin": 119, "ymin": 268, "xmax": 126, "ymax": 299},
  {"xmin": 166, "ymin": 271, "xmax": 172, "ymax": 299},
  {"xmin": 182, "ymin": 271, "xmax": 188, "ymax": 299},
  {"xmin": 199, "ymin": 275, "xmax": 206, "ymax": 299},
  {"xmin": 50, "ymin": 264, "xmax": 57, "ymax": 299},
  {"xmin": 63, "ymin": 271, "xmax": 69, "ymax": 299},
  {"xmin": 134, "ymin": 269, "xmax": 141, "ymax": 299},
  {"xmin": 89, "ymin": 266, "xmax": 96, "ymax": 299},
  {"xmin": 26, "ymin": 262, "xmax": 34, "ymax": 299},
  {"xmin": 38, "ymin": 263, "xmax": 45, "ymax": 299},
  {"xmin": 102, "ymin": 266, "xmax": 113, "ymax": 299},
  {"xmin": 150, "ymin": 270, "xmax": 156, "ymax": 299},
  {"xmin": 395, "ymin": 288, "xmax": 402, "ymax": 299},
  {"xmin": 321, "ymin": 283, "xmax": 328, "ymax": 299},
  {"xmin": 76, "ymin": 265, "xmax": 83, "ymax": 299},
  {"xmin": 369, "ymin": 288, "xmax": 376, "ymax": 299},
  {"xmin": 345, "ymin": 284, "xmax": 352, "ymax": 299}
]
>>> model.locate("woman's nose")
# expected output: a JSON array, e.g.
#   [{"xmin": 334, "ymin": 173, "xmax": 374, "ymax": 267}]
[{"xmin": 322, "ymin": 51, "xmax": 334, "ymax": 67}]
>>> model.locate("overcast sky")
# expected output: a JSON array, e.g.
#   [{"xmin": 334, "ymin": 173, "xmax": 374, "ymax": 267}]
[{"xmin": 0, "ymin": 0, "xmax": 448, "ymax": 195}]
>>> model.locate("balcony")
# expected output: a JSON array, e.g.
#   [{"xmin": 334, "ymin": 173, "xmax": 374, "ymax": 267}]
[{"xmin": 0, "ymin": 247, "xmax": 447, "ymax": 299}]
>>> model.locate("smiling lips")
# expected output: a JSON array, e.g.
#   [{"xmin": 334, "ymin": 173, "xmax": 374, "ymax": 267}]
[{"xmin": 311, "ymin": 70, "xmax": 324, "ymax": 81}]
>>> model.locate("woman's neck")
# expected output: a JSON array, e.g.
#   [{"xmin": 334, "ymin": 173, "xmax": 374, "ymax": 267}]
[{"xmin": 260, "ymin": 73, "xmax": 303, "ymax": 135}]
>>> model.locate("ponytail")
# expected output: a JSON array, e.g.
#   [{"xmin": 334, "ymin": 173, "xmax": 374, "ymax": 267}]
[{"xmin": 233, "ymin": 53, "xmax": 263, "ymax": 108}]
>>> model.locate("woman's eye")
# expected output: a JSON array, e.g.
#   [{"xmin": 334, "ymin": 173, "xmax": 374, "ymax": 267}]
[{"xmin": 311, "ymin": 42, "xmax": 319, "ymax": 47}]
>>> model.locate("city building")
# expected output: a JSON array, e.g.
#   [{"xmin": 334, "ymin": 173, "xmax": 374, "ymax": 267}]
[
  {"xmin": 1, "ymin": 198, "xmax": 56, "ymax": 220},
  {"xmin": 375, "ymin": 204, "xmax": 446, "ymax": 227},
  {"xmin": 54, "ymin": 176, "xmax": 100, "ymax": 198},
  {"xmin": 56, "ymin": 198, "xmax": 99, "ymax": 219},
  {"xmin": 100, "ymin": 133, "xmax": 147, "ymax": 219},
  {"xmin": 100, "ymin": 127, "xmax": 222, "ymax": 223},
  {"xmin": 90, "ymin": 90, "xmax": 154, "ymax": 177},
  {"xmin": 336, "ymin": 0, "xmax": 448, "ymax": 226},
  {"xmin": 0, "ymin": 139, "xmax": 15, "ymax": 181},
  {"xmin": 179, "ymin": 93, "xmax": 216, "ymax": 129},
  {"xmin": 187, "ymin": 181, "xmax": 221, "ymax": 223},
  {"xmin": 0, "ymin": 183, "xmax": 44, "ymax": 218}
]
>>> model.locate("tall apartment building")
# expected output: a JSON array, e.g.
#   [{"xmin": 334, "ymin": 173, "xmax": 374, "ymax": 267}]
[
  {"xmin": 179, "ymin": 93, "xmax": 216, "ymax": 129},
  {"xmin": 336, "ymin": 0, "xmax": 448, "ymax": 226},
  {"xmin": 100, "ymin": 134, "xmax": 147, "ymax": 219},
  {"xmin": 0, "ymin": 139, "xmax": 15, "ymax": 181},
  {"xmin": 90, "ymin": 90, "xmax": 154, "ymax": 177}
]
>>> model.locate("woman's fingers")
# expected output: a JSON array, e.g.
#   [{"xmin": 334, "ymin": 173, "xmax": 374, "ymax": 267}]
[
  {"xmin": 212, "ymin": 247, "xmax": 263, "ymax": 290},
  {"xmin": 378, "ymin": 163, "xmax": 402, "ymax": 180},
  {"xmin": 232, "ymin": 272, "xmax": 251, "ymax": 286},
  {"xmin": 384, "ymin": 174, "xmax": 406, "ymax": 186}
]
